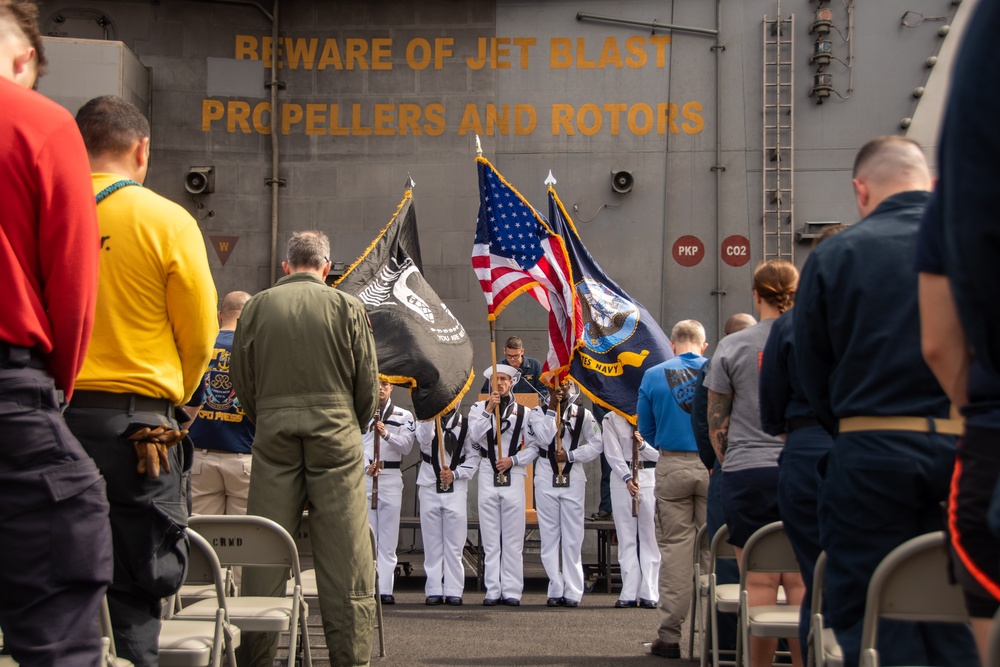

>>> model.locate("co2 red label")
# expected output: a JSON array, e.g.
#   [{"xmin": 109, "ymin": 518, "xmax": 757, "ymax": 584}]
[
  {"xmin": 721, "ymin": 235, "xmax": 750, "ymax": 267},
  {"xmin": 672, "ymin": 235, "xmax": 705, "ymax": 267}
]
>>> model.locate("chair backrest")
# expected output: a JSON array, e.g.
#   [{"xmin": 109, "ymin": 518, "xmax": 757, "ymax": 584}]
[
  {"xmin": 709, "ymin": 523, "xmax": 737, "ymax": 575},
  {"xmin": 694, "ymin": 523, "xmax": 709, "ymax": 562},
  {"xmin": 188, "ymin": 515, "xmax": 302, "ymax": 582},
  {"xmin": 739, "ymin": 521, "xmax": 799, "ymax": 586},
  {"xmin": 294, "ymin": 512, "xmax": 313, "ymax": 559},
  {"xmin": 184, "ymin": 528, "xmax": 232, "ymax": 613},
  {"xmin": 859, "ymin": 531, "xmax": 967, "ymax": 653},
  {"xmin": 811, "ymin": 550, "xmax": 827, "ymax": 617}
]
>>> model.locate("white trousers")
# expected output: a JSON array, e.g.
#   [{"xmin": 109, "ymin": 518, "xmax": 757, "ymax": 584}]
[
  {"xmin": 610, "ymin": 472, "xmax": 660, "ymax": 603},
  {"xmin": 477, "ymin": 478, "xmax": 526, "ymax": 600},
  {"xmin": 366, "ymin": 470, "xmax": 402, "ymax": 595},
  {"xmin": 418, "ymin": 482, "xmax": 469, "ymax": 597},
  {"xmin": 534, "ymin": 463, "xmax": 587, "ymax": 602}
]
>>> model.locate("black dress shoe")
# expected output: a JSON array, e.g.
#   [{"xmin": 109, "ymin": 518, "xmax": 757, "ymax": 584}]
[
  {"xmin": 380, "ymin": 594, "xmax": 395, "ymax": 605},
  {"xmin": 482, "ymin": 597, "xmax": 500, "ymax": 606},
  {"xmin": 639, "ymin": 598, "xmax": 657, "ymax": 609},
  {"xmin": 615, "ymin": 599, "xmax": 638, "ymax": 608},
  {"xmin": 546, "ymin": 597, "xmax": 562, "ymax": 607},
  {"xmin": 562, "ymin": 599, "xmax": 579, "ymax": 607},
  {"xmin": 501, "ymin": 597, "xmax": 520, "ymax": 606},
  {"xmin": 445, "ymin": 596, "xmax": 463, "ymax": 606},
  {"xmin": 650, "ymin": 639, "xmax": 680, "ymax": 659},
  {"xmin": 425, "ymin": 596, "xmax": 444, "ymax": 606}
]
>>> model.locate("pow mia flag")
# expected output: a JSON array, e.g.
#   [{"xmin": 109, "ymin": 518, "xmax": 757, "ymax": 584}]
[{"xmin": 334, "ymin": 187, "xmax": 475, "ymax": 420}]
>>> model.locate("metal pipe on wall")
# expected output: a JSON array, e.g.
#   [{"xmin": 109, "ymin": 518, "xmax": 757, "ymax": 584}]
[
  {"xmin": 714, "ymin": 0, "xmax": 723, "ymax": 340},
  {"xmin": 269, "ymin": 0, "xmax": 280, "ymax": 284}
]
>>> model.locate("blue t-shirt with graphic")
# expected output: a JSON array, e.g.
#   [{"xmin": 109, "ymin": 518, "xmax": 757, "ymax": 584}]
[
  {"xmin": 637, "ymin": 351, "xmax": 708, "ymax": 452},
  {"xmin": 188, "ymin": 330, "xmax": 255, "ymax": 454}
]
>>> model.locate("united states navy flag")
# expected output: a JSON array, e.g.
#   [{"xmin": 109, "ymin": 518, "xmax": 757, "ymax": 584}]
[
  {"xmin": 334, "ymin": 188, "xmax": 475, "ymax": 420},
  {"xmin": 547, "ymin": 187, "xmax": 674, "ymax": 423}
]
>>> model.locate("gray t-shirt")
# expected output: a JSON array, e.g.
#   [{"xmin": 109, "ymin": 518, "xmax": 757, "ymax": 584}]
[{"xmin": 704, "ymin": 319, "xmax": 783, "ymax": 472}]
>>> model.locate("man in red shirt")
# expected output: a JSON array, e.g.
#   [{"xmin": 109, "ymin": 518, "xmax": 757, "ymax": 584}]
[{"xmin": 0, "ymin": 2, "xmax": 113, "ymax": 665}]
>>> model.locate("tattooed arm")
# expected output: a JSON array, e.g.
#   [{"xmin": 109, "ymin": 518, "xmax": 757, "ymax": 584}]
[{"xmin": 707, "ymin": 390, "xmax": 733, "ymax": 464}]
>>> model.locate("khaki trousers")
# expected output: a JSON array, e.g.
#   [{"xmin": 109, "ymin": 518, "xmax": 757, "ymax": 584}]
[
  {"xmin": 237, "ymin": 405, "xmax": 375, "ymax": 667},
  {"xmin": 654, "ymin": 452, "xmax": 709, "ymax": 644},
  {"xmin": 191, "ymin": 449, "xmax": 252, "ymax": 516}
]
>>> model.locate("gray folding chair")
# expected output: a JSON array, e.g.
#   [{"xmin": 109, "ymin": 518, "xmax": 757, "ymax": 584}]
[
  {"xmin": 707, "ymin": 524, "xmax": 740, "ymax": 667},
  {"xmin": 155, "ymin": 528, "xmax": 241, "ymax": 667},
  {"xmin": 688, "ymin": 523, "xmax": 710, "ymax": 661},
  {"xmin": 736, "ymin": 521, "xmax": 801, "ymax": 667},
  {"xmin": 858, "ymin": 531, "xmax": 968, "ymax": 667},
  {"xmin": 287, "ymin": 512, "xmax": 319, "ymax": 606},
  {"xmin": 807, "ymin": 551, "xmax": 842, "ymax": 667},
  {"xmin": 181, "ymin": 515, "xmax": 312, "ymax": 667}
]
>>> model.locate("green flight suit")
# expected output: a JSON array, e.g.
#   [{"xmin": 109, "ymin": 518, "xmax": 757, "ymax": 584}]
[{"xmin": 230, "ymin": 271, "xmax": 379, "ymax": 667}]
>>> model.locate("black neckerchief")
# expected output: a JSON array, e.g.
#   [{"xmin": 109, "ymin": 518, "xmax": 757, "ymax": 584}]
[
  {"xmin": 486, "ymin": 398, "xmax": 524, "ymax": 477},
  {"xmin": 547, "ymin": 404, "xmax": 585, "ymax": 481},
  {"xmin": 431, "ymin": 412, "xmax": 468, "ymax": 478}
]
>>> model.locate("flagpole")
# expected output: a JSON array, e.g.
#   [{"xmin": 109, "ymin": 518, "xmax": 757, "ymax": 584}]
[{"xmin": 554, "ymin": 392, "xmax": 564, "ymax": 483}]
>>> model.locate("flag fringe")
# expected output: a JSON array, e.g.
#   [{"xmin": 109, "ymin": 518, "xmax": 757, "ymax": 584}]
[
  {"xmin": 569, "ymin": 373, "xmax": 638, "ymax": 425},
  {"xmin": 331, "ymin": 189, "xmax": 413, "ymax": 289}
]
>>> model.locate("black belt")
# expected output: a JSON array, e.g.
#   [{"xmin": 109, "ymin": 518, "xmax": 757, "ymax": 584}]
[
  {"xmin": 420, "ymin": 452, "xmax": 465, "ymax": 464},
  {"xmin": 538, "ymin": 448, "xmax": 572, "ymax": 461},
  {"xmin": 375, "ymin": 461, "xmax": 401, "ymax": 469},
  {"xmin": 0, "ymin": 341, "xmax": 46, "ymax": 370},
  {"xmin": 71, "ymin": 390, "xmax": 174, "ymax": 416},
  {"xmin": 626, "ymin": 461, "xmax": 657, "ymax": 469},
  {"xmin": 788, "ymin": 417, "xmax": 820, "ymax": 432}
]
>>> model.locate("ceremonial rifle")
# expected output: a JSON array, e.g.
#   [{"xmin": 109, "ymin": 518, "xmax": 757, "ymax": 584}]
[{"xmin": 630, "ymin": 429, "xmax": 640, "ymax": 518}]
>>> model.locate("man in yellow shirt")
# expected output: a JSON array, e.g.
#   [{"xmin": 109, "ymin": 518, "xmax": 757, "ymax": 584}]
[{"xmin": 65, "ymin": 95, "xmax": 217, "ymax": 667}]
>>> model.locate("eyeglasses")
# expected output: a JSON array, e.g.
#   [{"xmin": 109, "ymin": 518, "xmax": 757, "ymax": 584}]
[{"xmin": 504, "ymin": 352, "xmax": 523, "ymax": 360}]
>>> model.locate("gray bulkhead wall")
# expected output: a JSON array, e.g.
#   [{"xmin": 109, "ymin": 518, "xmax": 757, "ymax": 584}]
[{"xmin": 36, "ymin": 0, "xmax": 956, "ymax": 535}]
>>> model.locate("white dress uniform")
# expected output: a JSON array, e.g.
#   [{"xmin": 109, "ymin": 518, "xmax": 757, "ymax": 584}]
[
  {"xmin": 525, "ymin": 400, "xmax": 602, "ymax": 604},
  {"xmin": 363, "ymin": 399, "xmax": 416, "ymax": 596},
  {"xmin": 602, "ymin": 410, "xmax": 660, "ymax": 605},
  {"xmin": 468, "ymin": 395, "xmax": 536, "ymax": 602},
  {"xmin": 415, "ymin": 411, "xmax": 480, "ymax": 599}
]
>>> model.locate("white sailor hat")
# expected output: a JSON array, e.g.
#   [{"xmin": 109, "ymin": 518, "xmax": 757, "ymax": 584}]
[{"xmin": 483, "ymin": 363, "xmax": 521, "ymax": 386}]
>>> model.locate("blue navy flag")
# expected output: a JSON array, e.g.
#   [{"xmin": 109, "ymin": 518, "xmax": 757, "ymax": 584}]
[{"xmin": 547, "ymin": 187, "xmax": 673, "ymax": 423}]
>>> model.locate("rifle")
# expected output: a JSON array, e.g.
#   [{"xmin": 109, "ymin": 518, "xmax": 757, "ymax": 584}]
[
  {"xmin": 371, "ymin": 404, "xmax": 386, "ymax": 510},
  {"xmin": 630, "ymin": 430, "xmax": 640, "ymax": 518},
  {"xmin": 371, "ymin": 425, "xmax": 381, "ymax": 509}
]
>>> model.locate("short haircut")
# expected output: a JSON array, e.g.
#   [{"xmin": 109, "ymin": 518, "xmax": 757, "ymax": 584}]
[
  {"xmin": 219, "ymin": 291, "xmax": 251, "ymax": 319},
  {"xmin": 504, "ymin": 336, "xmax": 524, "ymax": 350},
  {"xmin": 852, "ymin": 135, "xmax": 927, "ymax": 181},
  {"xmin": 75, "ymin": 96, "xmax": 150, "ymax": 157},
  {"xmin": 813, "ymin": 223, "xmax": 847, "ymax": 248},
  {"xmin": 670, "ymin": 319, "xmax": 706, "ymax": 345},
  {"xmin": 286, "ymin": 230, "xmax": 330, "ymax": 270},
  {"xmin": 0, "ymin": 1, "xmax": 47, "ymax": 76},
  {"xmin": 753, "ymin": 259, "xmax": 798, "ymax": 314},
  {"xmin": 724, "ymin": 313, "xmax": 757, "ymax": 336}
]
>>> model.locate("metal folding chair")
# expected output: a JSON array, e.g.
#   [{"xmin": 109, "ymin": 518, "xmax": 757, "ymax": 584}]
[
  {"xmin": 182, "ymin": 515, "xmax": 312, "ymax": 667},
  {"xmin": 155, "ymin": 528, "xmax": 241, "ymax": 667},
  {"xmin": 708, "ymin": 524, "xmax": 740, "ymax": 667},
  {"xmin": 807, "ymin": 551, "xmax": 842, "ymax": 667},
  {"xmin": 688, "ymin": 523, "xmax": 710, "ymax": 662},
  {"xmin": 736, "ymin": 521, "xmax": 801, "ymax": 667},
  {"xmin": 858, "ymin": 531, "xmax": 968, "ymax": 667}
]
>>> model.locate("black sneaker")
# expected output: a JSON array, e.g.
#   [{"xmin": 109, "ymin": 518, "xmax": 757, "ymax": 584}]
[
  {"xmin": 639, "ymin": 598, "xmax": 657, "ymax": 609},
  {"xmin": 501, "ymin": 597, "xmax": 520, "ymax": 606},
  {"xmin": 482, "ymin": 597, "xmax": 500, "ymax": 606},
  {"xmin": 562, "ymin": 599, "xmax": 579, "ymax": 608},
  {"xmin": 445, "ymin": 596, "xmax": 463, "ymax": 606},
  {"xmin": 546, "ymin": 597, "xmax": 561, "ymax": 607},
  {"xmin": 380, "ymin": 594, "xmax": 395, "ymax": 605},
  {"xmin": 615, "ymin": 599, "xmax": 638, "ymax": 608},
  {"xmin": 650, "ymin": 640, "xmax": 680, "ymax": 659},
  {"xmin": 425, "ymin": 596, "xmax": 444, "ymax": 606}
]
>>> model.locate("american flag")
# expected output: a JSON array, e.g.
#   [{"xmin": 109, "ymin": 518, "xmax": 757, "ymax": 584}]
[{"xmin": 471, "ymin": 157, "xmax": 581, "ymax": 383}]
